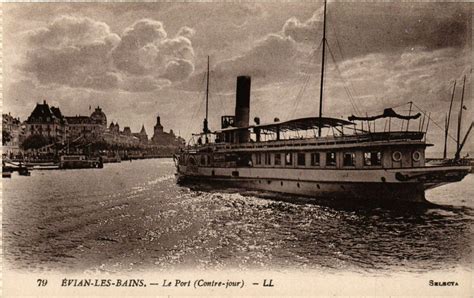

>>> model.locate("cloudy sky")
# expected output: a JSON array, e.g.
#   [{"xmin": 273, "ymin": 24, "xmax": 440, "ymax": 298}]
[{"xmin": 3, "ymin": 2, "xmax": 472, "ymax": 155}]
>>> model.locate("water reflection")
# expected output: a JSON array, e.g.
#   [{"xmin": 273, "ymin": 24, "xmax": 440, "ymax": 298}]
[{"xmin": 2, "ymin": 159, "xmax": 473, "ymax": 273}]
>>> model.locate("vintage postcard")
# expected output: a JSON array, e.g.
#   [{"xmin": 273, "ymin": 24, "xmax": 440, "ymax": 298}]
[{"xmin": 1, "ymin": 1, "xmax": 472, "ymax": 296}]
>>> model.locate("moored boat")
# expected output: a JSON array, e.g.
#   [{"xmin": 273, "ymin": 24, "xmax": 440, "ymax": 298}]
[
  {"xmin": 101, "ymin": 151, "xmax": 121, "ymax": 163},
  {"xmin": 59, "ymin": 155, "xmax": 103, "ymax": 169},
  {"xmin": 2, "ymin": 160, "xmax": 31, "ymax": 176}
]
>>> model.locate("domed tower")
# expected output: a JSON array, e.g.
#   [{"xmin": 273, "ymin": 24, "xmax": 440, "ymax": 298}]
[{"xmin": 90, "ymin": 106, "xmax": 107, "ymax": 127}]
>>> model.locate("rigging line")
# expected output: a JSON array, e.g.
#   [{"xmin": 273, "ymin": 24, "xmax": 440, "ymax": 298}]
[
  {"xmin": 185, "ymin": 72, "xmax": 207, "ymax": 137},
  {"xmin": 327, "ymin": 48, "xmax": 360, "ymax": 115},
  {"xmin": 324, "ymin": 37, "xmax": 361, "ymax": 115},
  {"xmin": 285, "ymin": 39, "xmax": 322, "ymax": 119},
  {"xmin": 192, "ymin": 92, "xmax": 207, "ymax": 133},
  {"xmin": 292, "ymin": 58, "xmax": 316, "ymax": 112},
  {"xmin": 411, "ymin": 102, "xmax": 457, "ymax": 142},
  {"xmin": 291, "ymin": 58, "xmax": 317, "ymax": 118},
  {"xmin": 216, "ymin": 93, "xmax": 227, "ymax": 121},
  {"xmin": 330, "ymin": 22, "xmax": 363, "ymax": 112},
  {"xmin": 325, "ymin": 40, "xmax": 361, "ymax": 115},
  {"xmin": 291, "ymin": 19, "xmax": 323, "ymax": 118},
  {"xmin": 390, "ymin": 102, "xmax": 411, "ymax": 110},
  {"xmin": 208, "ymin": 69, "xmax": 227, "ymax": 128},
  {"xmin": 363, "ymin": 101, "xmax": 411, "ymax": 115},
  {"xmin": 290, "ymin": 39, "xmax": 323, "ymax": 119},
  {"xmin": 295, "ymin": 40, "xmax": 323, "ymax": 97},
  {"xmin": 291, "ymin": 73, "xmax": 313, "ymax": 119}
]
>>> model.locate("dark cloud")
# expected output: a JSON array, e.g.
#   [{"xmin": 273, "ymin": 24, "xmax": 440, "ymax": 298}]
[
  {"xmin": 183, "ymin": 33, "xmax": 297, "ymax": 92},
  {"xmin": 215, "ymin": 34, "xmax": 296, "ymax": 77},
  {"xmin": 182, "ymin": 2, "xmax": 470, "ymax": 96},
  {"xmin": 283, "ymin": 2, "xmax": 471, "ymax": 59}
]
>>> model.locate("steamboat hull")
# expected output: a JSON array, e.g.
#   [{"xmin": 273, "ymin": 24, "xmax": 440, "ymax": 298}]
[{"xmin": 177, "ymin": 165, "xmax": 470, "ymax": 203}]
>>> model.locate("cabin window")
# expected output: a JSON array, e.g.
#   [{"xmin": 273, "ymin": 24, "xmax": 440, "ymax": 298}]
[
  {"xmin": 274, "ymin": 153, "xmax": 281, "ymax": 165},
  {"xmin": 255, "ymin": 153, "xmax": 262, "ymax": 165},
  {"xmin": 297, "ymin": 153, "xmax": 306, "ymax": 166},
  {"xmin": 364, "ymin": 151, "xmax": 382, "ymax": 166},
  {"xmin": 285, "ymin": 152, "xmax": 293, "ymax": 165},
  {"xmin": 264, "ymin": 153, "xmax": 271, "ymax": 165},
  {"xmin": 343, "ymin": 152, "xmax": 355, "ymax": 167},
  {"xmin": 412, "ymin": 151, "xmax": 421, "ymax": 162},
  {"xmin": 327, "ymin": 152, "xmax": 336, "ymax": 166},
  {"xmin": 311, "ymin": 153, "xmax": 320, "ymax": 166},
  {"xmin": 392, "ymin": 151, "xmax": 402, "ymax": 162}
]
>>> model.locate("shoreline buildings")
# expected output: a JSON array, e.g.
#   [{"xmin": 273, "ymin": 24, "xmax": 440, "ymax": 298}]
[
  {"xmin": 151, "ymin": 116, "xmax": 184, "ymax": 147},
  {"xmin": 2, "ymin": 113, "xmax": 24, "ymax": 154},
  {"xmin": 3, "ymin": 101, "xmax": 184, "ymax": 155}
]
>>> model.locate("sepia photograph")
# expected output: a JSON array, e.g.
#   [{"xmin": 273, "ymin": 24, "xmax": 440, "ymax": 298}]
[{"xmin": 1, "ymin": 0, "xmax": 472, "ymax": 296}]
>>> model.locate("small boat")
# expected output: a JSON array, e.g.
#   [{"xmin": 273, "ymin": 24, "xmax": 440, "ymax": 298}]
[
  {"xmin": 59, "ymin": 155, "xmax": 103, "ymax": 169},
  {"xmin": 24, "ymin": 161, "xmax": 58, "ymax": 168},
  {"xmin": 2, "ymin": 170, "xmax": 12, "ymax": 178},
  {"xmin": 18, "ymin": 165, "xmax": 31, "ymax": 176},
  {"xmin": 427, "ymin": 158, "xmax": 474, "ymax": 173},
  {"xmin": 29, "ymin": 164, "xmax": 60, "ymax": 170},
  {"xmin": 2, "ymin": 160, "xmax": 31, "ymax": 176},
  {"xmin": 101, "ymin": 154, "xmax": 121, "ymax": 163}
]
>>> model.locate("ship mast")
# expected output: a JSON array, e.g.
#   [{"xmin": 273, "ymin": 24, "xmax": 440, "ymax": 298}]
[
  {"xmin": 455, "ymin": 75, "xmax": 466, "ymax": 160},
  {"xmin": 456, "ymin": 122, "xmax": 473, "ymax": 159},
  {"xmin": 203, "ymin": 56, "xmax": 210, "ymax": 141},
  {"xmin": 318, "ymin": 0, "xmax": 328, "ymax": 137},
  {"xmin": 443, "ymin": 80, "xmax": 456, "ymax": 159}
]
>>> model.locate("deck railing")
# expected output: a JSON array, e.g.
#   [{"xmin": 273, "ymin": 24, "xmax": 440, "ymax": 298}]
[{"xmin": 188, "ymin": 130, "xmax": 425, "ymax": 152}]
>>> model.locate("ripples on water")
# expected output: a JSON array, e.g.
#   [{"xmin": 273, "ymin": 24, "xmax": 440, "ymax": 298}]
[{"xmin": 2, "ymin": 159, "xmax": 473, "ymax": 274}]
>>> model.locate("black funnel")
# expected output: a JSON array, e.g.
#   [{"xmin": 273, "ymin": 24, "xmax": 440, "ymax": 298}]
[{"xmin": 235, "ymin": 76, "xmax": 251, "ymax": 143}]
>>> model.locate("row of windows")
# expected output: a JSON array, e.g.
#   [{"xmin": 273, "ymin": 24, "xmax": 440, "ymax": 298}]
[
  {"xmin": 255, "ymin": 151, "xmax": 382, "ymax": 167},
  {"xmin": 30, "ymin": 125, "xmax": 55, "ymax": 131},
  {"xmin": 31, "ymin": 117, "xmax": 52, "ymax": 122}
]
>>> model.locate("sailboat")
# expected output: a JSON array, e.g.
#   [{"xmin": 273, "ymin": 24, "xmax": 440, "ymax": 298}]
[
  {"xmin": 175, "ymin": 1, "xmax": 471, "ymax": 203},
  {"xmin": 428, "ymin": 76, "xmax": 473, "ymax": 170}
]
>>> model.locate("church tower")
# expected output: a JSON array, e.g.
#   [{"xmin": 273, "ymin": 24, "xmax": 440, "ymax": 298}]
[{"xmin": 154, "ymin": 116, "xmax": 164, "ymax": 134}]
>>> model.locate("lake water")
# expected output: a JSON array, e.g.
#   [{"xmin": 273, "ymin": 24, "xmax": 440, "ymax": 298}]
[{"xmin": 2, "ymin": 159, "xmax": 473, "ymax": 274}]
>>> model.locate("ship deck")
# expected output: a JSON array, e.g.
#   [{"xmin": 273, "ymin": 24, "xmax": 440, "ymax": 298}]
[{"xmin": 188, "ymin": 131, "xmax": 426, "ymax": 152}]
